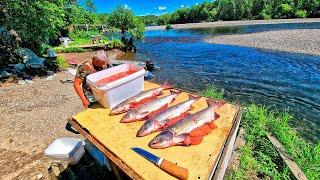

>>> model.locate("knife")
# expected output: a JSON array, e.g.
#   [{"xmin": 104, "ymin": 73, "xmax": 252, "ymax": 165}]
[{"xmin": 131, "ymin": 147, "xmax": 189, "ymax": 180}]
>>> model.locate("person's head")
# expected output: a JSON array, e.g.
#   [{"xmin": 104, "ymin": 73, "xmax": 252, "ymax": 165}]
[{"xmin": 92, "ymin": 50, "xmax": 109, "ymax": 69}]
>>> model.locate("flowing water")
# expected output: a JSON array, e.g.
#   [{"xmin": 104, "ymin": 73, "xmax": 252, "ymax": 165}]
[{"xmin": 124, "ymin": 22, "xmax": 320, "ymax": 142}]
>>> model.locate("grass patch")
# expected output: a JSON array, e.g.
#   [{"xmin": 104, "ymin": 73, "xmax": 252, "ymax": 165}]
[
  {"xmin": 201, "ymin": 85, "xmax": 320, "ymax": 179},
  {"xmin": 53, "ymin": 47, "xmax": 86, "ymax": 53},
  {"xmin": 201, "ymin": 85, "xmax": 224, "ymax": 100},
  {"xmin": 56, "ymin": 56, "xmax": 69, "ymax": 68}
]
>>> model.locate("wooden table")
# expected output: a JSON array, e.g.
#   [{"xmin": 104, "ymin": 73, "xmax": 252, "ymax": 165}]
[{"xmin": 69, "ymin": 82, "xmax": 242, "ymax": 180}]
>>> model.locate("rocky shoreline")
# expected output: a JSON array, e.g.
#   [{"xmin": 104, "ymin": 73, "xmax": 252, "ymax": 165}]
[{"xmin": 205, "ymin": 29, "xmax": 320, "ymax": 56}]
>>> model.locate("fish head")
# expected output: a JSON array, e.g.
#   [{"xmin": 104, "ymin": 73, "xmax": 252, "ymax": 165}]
[
  {"xmin": 111, "ymin": 103, "xmax": 131, "ymax": 115},
  {"xmin": 149, "ymin": 130, "xmax": 174, "ymax": 149},
  {"xmin": 120, "ymin": 110, "xmax": 139, "ymax": 123},
  {"xmin": 120, "ymin": 110, "xmax": 148, "ymax": 123},
  {"xmin": 136, "ymin": 119, "xmax": 161, "ymax": 137}
]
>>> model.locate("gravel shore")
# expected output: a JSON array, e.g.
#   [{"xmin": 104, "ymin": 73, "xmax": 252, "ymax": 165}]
[
  {"xmin": 146, "ymin": 18, "xmax": 320, "ymax": 30},
  {"xmin": 0, "ymin": 72, "xmax": 82, "ymax": 179},
  {"xmin": 205, "ymin": 29, "xmax": 320, "ymax": 56}
]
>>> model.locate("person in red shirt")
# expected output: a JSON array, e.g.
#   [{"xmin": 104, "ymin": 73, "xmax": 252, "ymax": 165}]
[{"xmin": 73, "ymin": 50, "xmax": 112, "ymax": 107}]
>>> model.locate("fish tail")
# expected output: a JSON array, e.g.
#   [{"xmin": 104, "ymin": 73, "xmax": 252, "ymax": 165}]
[
  {"xmin": 170, "ymin": 89, "xmax": 181, "ymax": 96},
  {"xmin": 160, "ymin": 81, "xmax": 173, "ymax": 90},
  {"xmin": 206, "ymin": 99, "xmax": 226, "ymax": 109},
  {"xmin": 188, "ymin": 94, "xmax": 201, "ymax": 101}
]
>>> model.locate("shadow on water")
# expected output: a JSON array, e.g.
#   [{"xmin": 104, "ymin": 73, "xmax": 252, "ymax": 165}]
[{"xmin": 134, "ymin": 22, "xmax": 320, "ymax": 142}]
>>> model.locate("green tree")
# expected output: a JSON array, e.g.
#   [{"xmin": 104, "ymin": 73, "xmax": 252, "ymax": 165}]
[
  {"xmin": 84, "ymin": 0, "xmax": 96, "ymax": 13},
  {"xmin": 107, "ymin": 5, "xmax": 145, "ymax": 39},
  {"xmin": 1, "ymin": 0, "xmax": 66, "ymax": 53},
  {"xmin": 218, "ymin": 0, "xmax": 237, "ymax": 20}
]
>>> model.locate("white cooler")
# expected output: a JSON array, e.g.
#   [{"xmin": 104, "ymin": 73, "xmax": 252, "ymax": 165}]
[{"xmin": 86, "ymin": 63, "xmax": 145, "ymax": 109}]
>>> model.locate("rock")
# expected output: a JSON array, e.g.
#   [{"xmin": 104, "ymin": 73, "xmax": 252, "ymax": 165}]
[
  {"xmin": 25, "ymin": 79, "xmax": 34, "ymax": 84},
  {"xmin": 18, "ymin": 80, "xmax": 27, "ymax": 85},
  {"xmin": 36, "ymin": 173, "xmax": 43, "ymax": 179},
  {"xmin": 45, "ymin": 74, "xmax": 56, "ymax": 81}
]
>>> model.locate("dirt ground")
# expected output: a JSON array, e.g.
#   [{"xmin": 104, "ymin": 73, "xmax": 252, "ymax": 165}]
[{"xmin": 0, "ymin": 72, "xmax": 83, "ymax": 179}]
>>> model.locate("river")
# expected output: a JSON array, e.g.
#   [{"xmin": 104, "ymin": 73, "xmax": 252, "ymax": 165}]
[{"xmin": 129, "ymin": 22, "xmax": 320, "ymax": 142}]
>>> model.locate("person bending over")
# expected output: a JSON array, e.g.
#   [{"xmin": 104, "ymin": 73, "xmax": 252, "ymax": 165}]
[{"xmin": 73, "ymin": 50, "xmax": 111, "ymax": 107}]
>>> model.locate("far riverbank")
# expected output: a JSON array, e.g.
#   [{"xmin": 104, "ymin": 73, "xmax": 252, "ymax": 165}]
[{"xmin": 146, "ymin": 18, "xmax": 320, "ymax": 30}]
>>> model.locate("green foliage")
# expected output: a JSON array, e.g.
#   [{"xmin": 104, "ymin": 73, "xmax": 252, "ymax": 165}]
[
  {"xmin": 201, "ymin": 85, "xmax": 224, "ymax": 100},
  {"xmin": 142, "ymin": 0, "xmax": 320, "ymax": 26},
  {"xmin": 277, "ymin": 4, "xmax": 294, "ymax": 18},
  {"xmin": 0, "ymin": 27, "xmax": 22, "ymax": 66},
  {"xmin": 201, "ymin": 85, "xmax": 320, "ymax": 179},
  {"xmin": 108, "ymin": 6, "xmax": 145, "ymax": 39},
  {"xmin": 165, "ymin": 24, "xmax": 173, "ymax": 30},
  {"xmin": 53, "ymin": 47, "xmax": 85, "ymax": 53},
  {"xmin": 295, "ymin": 9, "xmax": 308, "ymax": 18},
  {"xmin": 1, "ymin": 0, "xmax": 66, "ymax": 54},
  {"xmin": 105, "ymin": 39, "xmax": 125, "ymax": 49},
  {"xmin": 56, "ymin": 56, "xmax": 69, "ymax": 68}
]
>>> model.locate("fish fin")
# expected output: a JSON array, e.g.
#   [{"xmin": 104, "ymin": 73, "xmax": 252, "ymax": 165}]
[
  {"xmin": 139, "ymin": 111, "xmax": 150, "ymax": 120},
  {"xmin": 170, "ymin": 89, "xmax": 181, "ymax": 96},
  {"xmin": 188, "ymin": 94, "xmax": 201, "ymax": 101},
  {"xmin": 206, "ymin": 99, "xmax": 226, "ymax": 109},
  {"xmin": 189, "ymin": 105, "xmax": 196, "ymax": 111},
  {"xmin": 160, "ymin": 81, "xmax": 173, "ymax": 90}
]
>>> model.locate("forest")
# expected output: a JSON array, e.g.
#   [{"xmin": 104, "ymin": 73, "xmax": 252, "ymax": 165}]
[{"xmin": 141, "ymin": 0, "xmax": 320, "ymax": 25}]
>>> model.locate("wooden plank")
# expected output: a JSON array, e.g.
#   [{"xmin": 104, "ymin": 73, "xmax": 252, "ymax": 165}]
[
  {"xmin": 211, "ymin": 107, "xmax": 242, "ymax": 180},
  {"xmin": 266, "ymin": 133, "xmax": 308, "ymax": 180},
  {"xmin": 68, "ymin": 118, "xmax": 143, "ymax": 180}
]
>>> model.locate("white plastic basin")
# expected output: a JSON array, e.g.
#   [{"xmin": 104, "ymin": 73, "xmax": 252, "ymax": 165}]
[{"xmin": 87, "ymin": 63, "xmax": 145, "ymax": 109}]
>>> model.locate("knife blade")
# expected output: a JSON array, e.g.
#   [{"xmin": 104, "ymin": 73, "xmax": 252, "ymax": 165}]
[{"xmin": 131, "ymin": 147, "xmax": 189, "ymax": 180}]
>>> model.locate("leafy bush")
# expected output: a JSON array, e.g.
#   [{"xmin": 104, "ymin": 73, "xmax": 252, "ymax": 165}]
[
  {"xmin": 277, "ymin": 4, "xmax": 294, "ymax": 18},
  {"xmin": 0, "ymin": 27, "xmax": 22, "ymax": 67},
  {"xmin": 56, "ymin": 56, "xmax": 69, "ymax": 68},
  {"xmin": 259, "ymin": 12, "xmax": 272, "ymax": 19},
  {"xmin": 295, "ymin": 10, "xmax": 308, "ymax": 18},
  {"xmin": 1, "ymin": 0, "xmax": 66, "ymax": 54},
  {"xmin": 165, "ymin": 24, "xmax": 173, "ymax": 30}
]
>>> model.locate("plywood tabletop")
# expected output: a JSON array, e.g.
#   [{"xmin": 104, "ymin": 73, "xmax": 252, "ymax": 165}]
[{"xmin": 73, "ymin": 81, "xmax": 239, "ymax": 180}]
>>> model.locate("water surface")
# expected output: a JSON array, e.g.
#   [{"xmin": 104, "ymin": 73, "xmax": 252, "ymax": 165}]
[{"xmin": 132, "ymin": 22, "xmax": 320, "ymax": 142}]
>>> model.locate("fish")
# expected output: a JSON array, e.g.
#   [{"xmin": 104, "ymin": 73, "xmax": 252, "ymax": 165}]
[
  {"xmin": 110, "ymin": 82, "xmax": 172, "ymax": 115},
  {"xmin": 148, "ymin": 99, "xmax": 226, "ymax": 149},
  {"xmin": 120, "ymin": 90, "xmax": 181, "ymax": 123},
  {"xmin": 136, "ymin": 94, "xmax": 201, "ymax": 137}
]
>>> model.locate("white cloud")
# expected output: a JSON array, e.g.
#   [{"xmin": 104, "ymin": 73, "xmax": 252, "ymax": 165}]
[
  {"xmin": 181, "ymin": 4, "xmax": 185, "ymax": 8},
  {"xmin": 196, "ymin": 3, "xmax": 199, "ymax": 5},
  {"xmin": 124, "ymin": 4, "xmax": 129, "ymax": 9},
  {"xmin": 158, "ymin": 6, "xmax": 167, "ymax": 10}
]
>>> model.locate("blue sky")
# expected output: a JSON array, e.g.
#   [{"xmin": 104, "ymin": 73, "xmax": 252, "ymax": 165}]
[{"xmin": 80, "ymin": 0, "xmax": 210, "ymax": 16}]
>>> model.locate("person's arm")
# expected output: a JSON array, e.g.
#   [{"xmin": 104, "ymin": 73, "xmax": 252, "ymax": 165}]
[{"xmin": 73, "ymin": 77, "xmax": 90, "ymax": 107}]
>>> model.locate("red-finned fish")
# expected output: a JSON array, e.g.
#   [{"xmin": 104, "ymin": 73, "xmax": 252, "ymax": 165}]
[
  {"xmin": 149, "ymin": 99, "xmax": 225, "ymax": 149},
  {"xmin": 120, "ymin": 90, "xmax": 181, "ymax": 123},
  {"xmin": 110, "ymin": 82, "xmax": 172, "ymax": 115},
  {"xmin": 136, "ymin": 94, "xmax": 201, "ymax": 137}
]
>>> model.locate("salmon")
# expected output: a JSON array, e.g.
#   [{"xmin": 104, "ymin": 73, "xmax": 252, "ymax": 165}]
[
  {"xmin": 149, "ymin": 99, "xmax": 225, "ymax": 149},
  {"xmin": 136, "ymin": 94, "xmax": 201, "ymax": 137},
  {"xmin": 120, "ymin": 90, "xmax": 181, "ymax": 123},
  {"xmin": 110, "ymin": 82, "xmax": 172, "ymax": 115}
]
